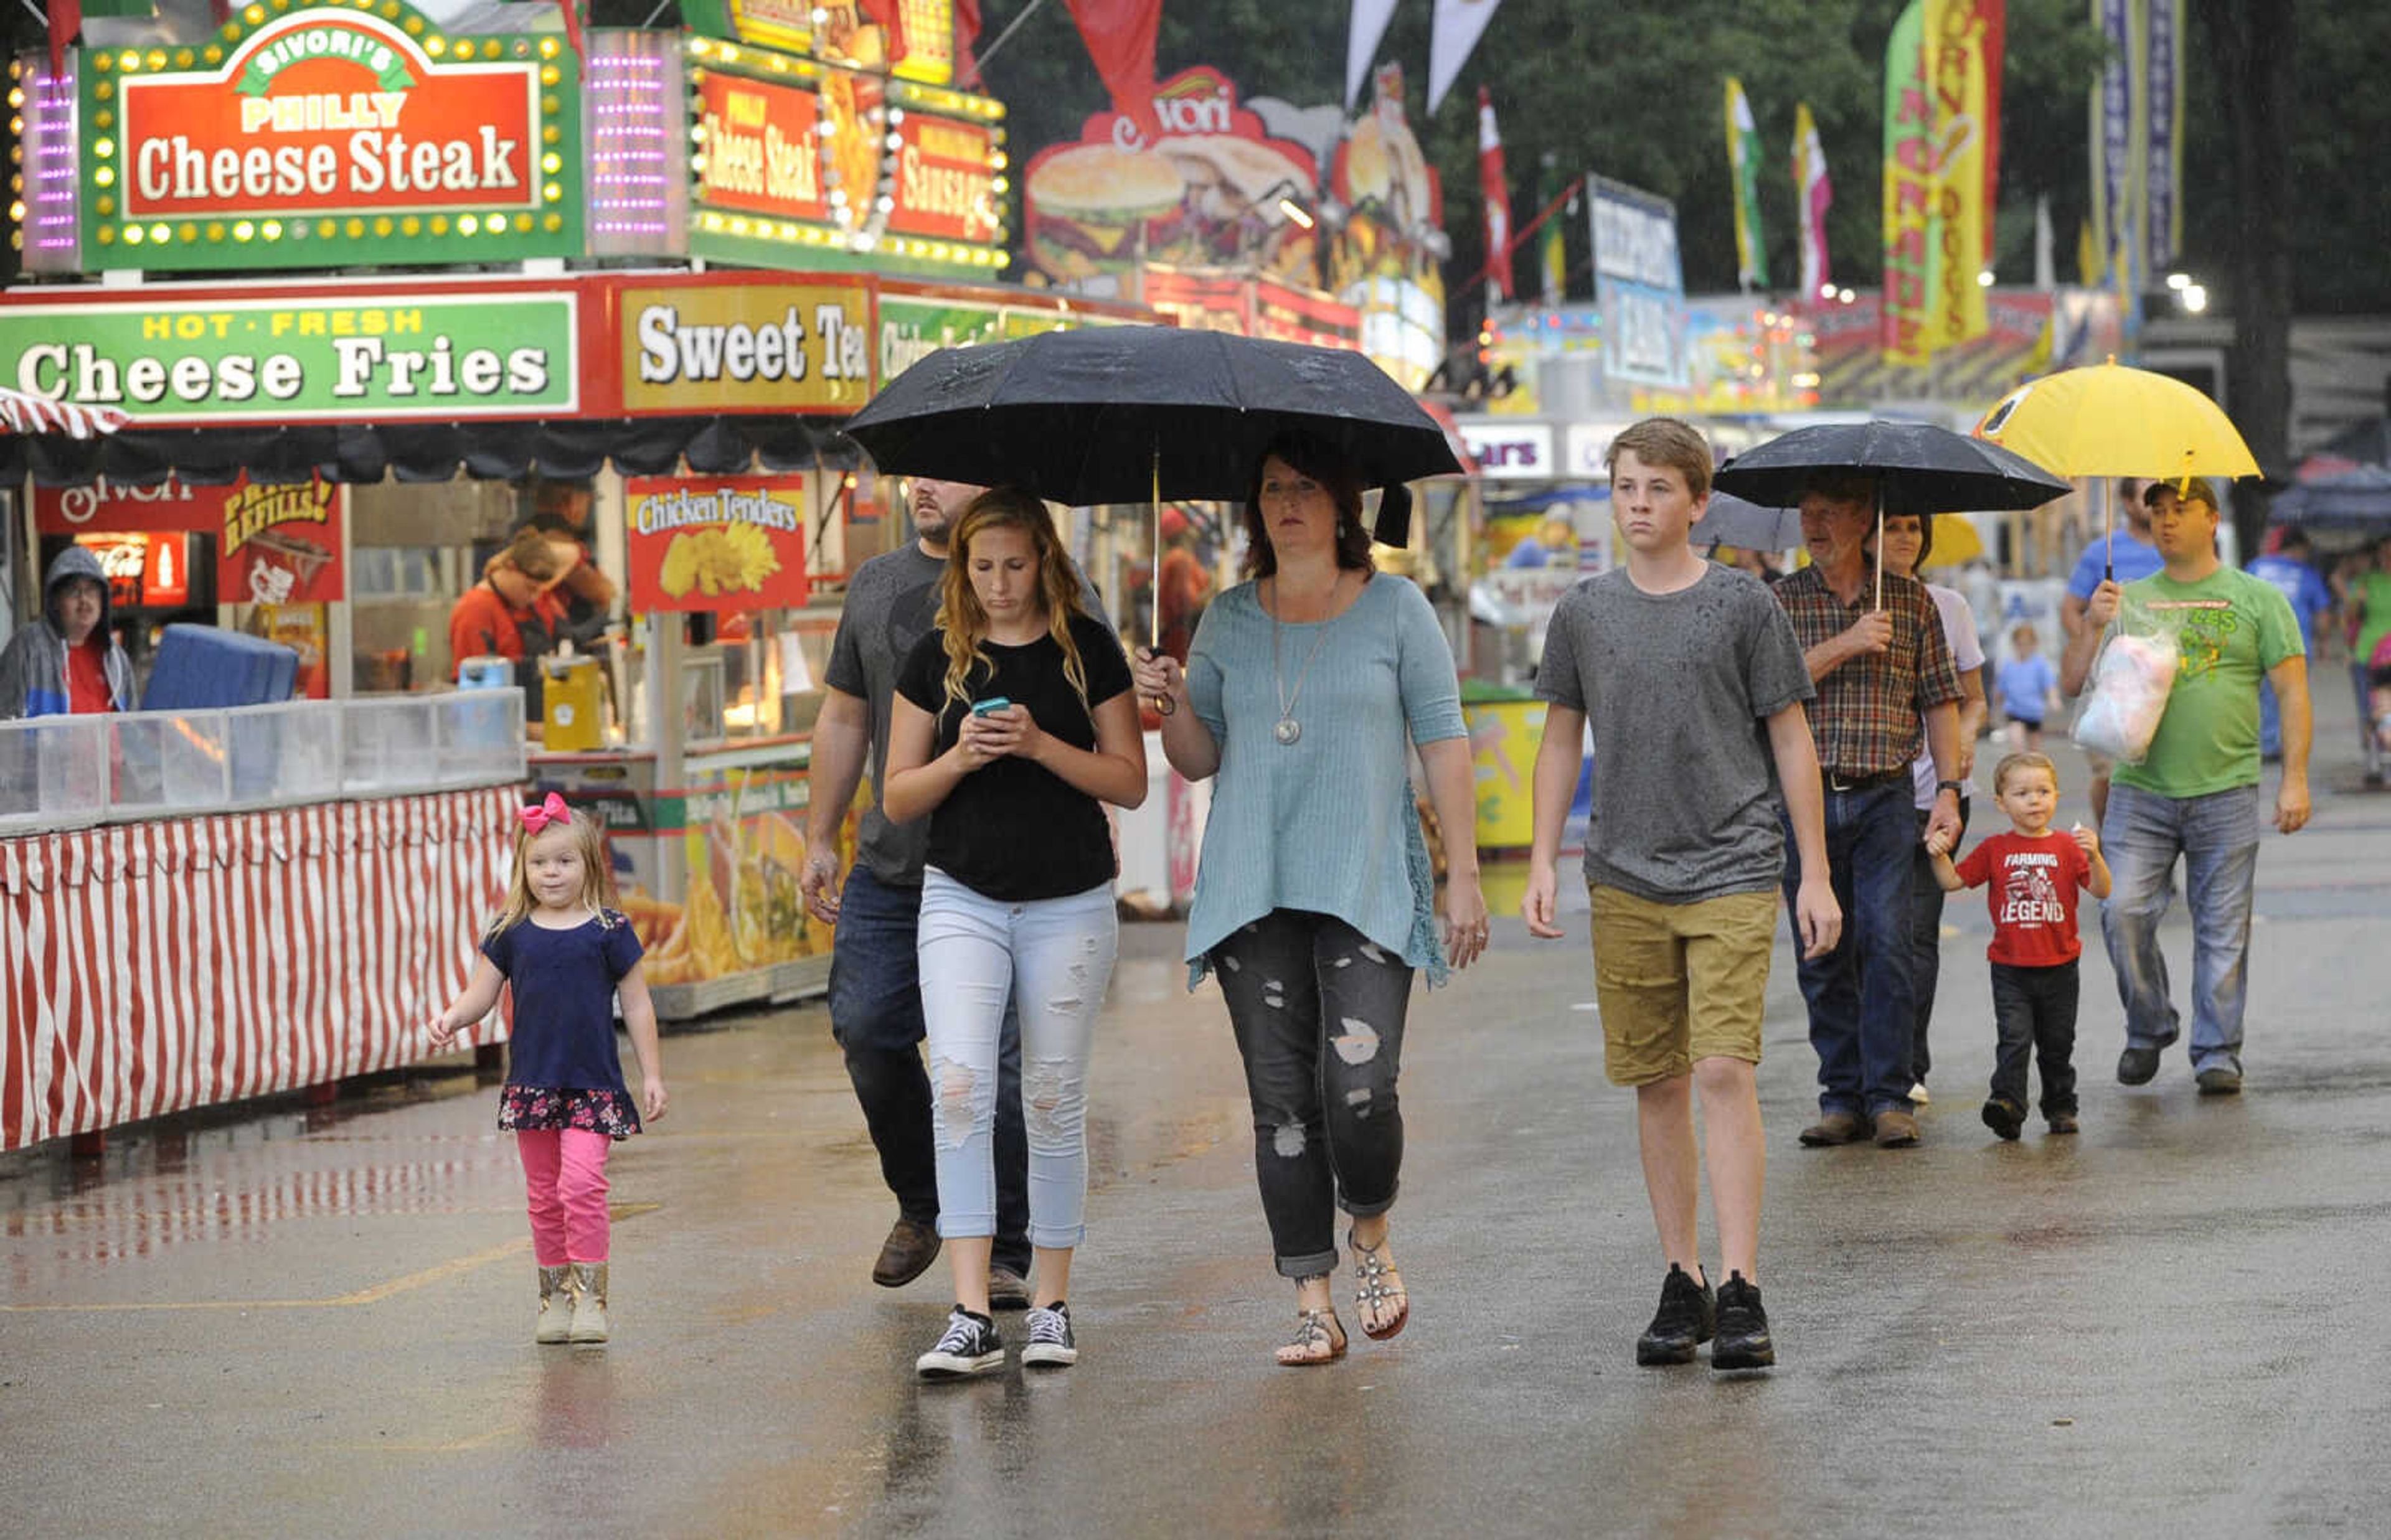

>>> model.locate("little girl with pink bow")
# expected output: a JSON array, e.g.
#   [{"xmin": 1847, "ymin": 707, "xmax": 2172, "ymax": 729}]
[{"xmin": 432, "ymin": 792, "xmax": 667, "ymax": 1345}]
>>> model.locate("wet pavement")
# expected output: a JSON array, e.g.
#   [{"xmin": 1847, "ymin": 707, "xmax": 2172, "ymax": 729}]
[{"xmin": 7, "ymin": 692, "xmax": 2391, "ymax": 1538}]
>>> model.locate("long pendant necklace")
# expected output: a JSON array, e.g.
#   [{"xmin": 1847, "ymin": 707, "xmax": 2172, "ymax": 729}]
[{"xmin": 1270, "ymin": 573, "xmax": 1340, "ymax": 746}]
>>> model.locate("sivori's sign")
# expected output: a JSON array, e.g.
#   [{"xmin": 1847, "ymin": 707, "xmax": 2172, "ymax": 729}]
[{"xmin": 82, "ymin": 1, "xmax": 580, "ymax": 271}]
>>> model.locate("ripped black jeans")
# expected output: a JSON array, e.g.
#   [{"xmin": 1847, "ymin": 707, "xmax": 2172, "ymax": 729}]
[{"xmin": 1210, "ymin": 909, "xmax": 1415, "ymax": 1279}]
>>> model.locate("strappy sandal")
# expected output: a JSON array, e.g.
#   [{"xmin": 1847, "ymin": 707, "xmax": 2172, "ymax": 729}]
[
  {"xmin": 1348, "ymin": 1227, "xmax": 1410, "ymax": 1341},
  {"xmin": 1275, "ymin": 1306, "xmax": 1348, "ymax": 1367}
]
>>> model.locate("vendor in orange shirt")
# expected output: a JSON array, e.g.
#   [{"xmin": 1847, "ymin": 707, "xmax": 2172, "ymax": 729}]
[{"xmin": 449, "ymin": 528, "xmax": 575, "ymax": 712}]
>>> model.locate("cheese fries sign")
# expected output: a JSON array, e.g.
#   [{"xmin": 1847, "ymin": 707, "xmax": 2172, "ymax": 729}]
[{"xmin": 82, "ymin": 0, "xmax": 581, "ymax": 271}]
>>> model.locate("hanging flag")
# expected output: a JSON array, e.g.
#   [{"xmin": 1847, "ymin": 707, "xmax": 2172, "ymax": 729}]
[
  {"xmin": 552, "ymin": 0, "xmax": 586, "ymax": 72},
  {"xmin": 1928, "ymin": 0, "xmax": 1990, "ymax": 345},
  {"xmin": 1065, "ymin": 0, "xmax": 1165, "ymax": 141},
  {"xmin": 1538, "ymin": 158, "xmax": 1569, "ymax": 305},
  {"xmin": 1347, "ymin": 0, "xmax": 1402, "ymax": 111},
  {"xmin": 2034, "ymin": 194, "xmax": 2055, "ymax": 289},
  {"xmin": 1476, "ymin": 87, "xmax": 1516, "ymax": 304},
  {"xmin": 2089, "ymin": 0, "xmax": 2148, "ymax": 319},
  {"xmin": 48, "ymin": 0, "xmax": 79, "ymax": 78},
  {"xmin": 1793, "ymin": 101, "xmax": 1832, "ymax": 305},
  {"xmin": 1978, "ymin": 1, "xmax": 2007, "ymax": 265},
  {"xmin": 1882, "ymin": 0, "xmax": 1935, "ymax": 365},
  {"xmin": 2143, "ymin": 0, "xmax": 2182, "ymax": 271},
  {"xmin": 1725, "ymin": 78, "xmax": 1769, "ymax": 291},
  {"xmin": 1427, "ymin": 0, "xmax": 1504, "ymax": 115}
]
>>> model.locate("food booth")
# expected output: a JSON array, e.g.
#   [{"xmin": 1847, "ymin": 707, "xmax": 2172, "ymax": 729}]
[{"xmin": 0, "ymin": 0, "xmax": 1163, "ymax": 1150}]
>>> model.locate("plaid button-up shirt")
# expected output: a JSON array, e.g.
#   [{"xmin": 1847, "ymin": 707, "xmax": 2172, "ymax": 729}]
[{"xmin": 1773, "ymin": 565, "xmax": 1963, "ymax": 779}]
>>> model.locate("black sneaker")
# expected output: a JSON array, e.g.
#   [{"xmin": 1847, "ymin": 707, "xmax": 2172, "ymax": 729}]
[
  {"xmin": 915, "ymin": 1307, "xmax": 1004, "ymax": 1380},
  {"xmin": 1981, "ymin": 1097, "xmax": 2026, "ymax": 1141},
  {"xmin": 2195, "ymin": 1065, "xmax": 2243, "ymax": 1096},
  {"xmin": 1712, "ymin": 1273, "xmax": 1775, "ymax": 1371},
  {"xmin": 1021, "ymin": 1302, "xmax": 1078, "ymax": 1368},
  {"xmin": 1634, "ymin": 1263, "xmax": 1715, "ymax": 1366},
  {"xmin": 2118, "ymin": 1045, "xmax": 2162, "ymax": 1086}
]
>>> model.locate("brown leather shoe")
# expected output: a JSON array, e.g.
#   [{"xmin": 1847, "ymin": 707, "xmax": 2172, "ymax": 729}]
[
  {"xmin": 871, "ymin": 1218, "xmax": 942, "ymax": 1288},
  {"xmin": 986, "ymin": 1264, "xmax": 1032, "ymax": 1311},
  {"xmin": 1798, "ymin": 1111, "xmax": 1872, "ymax": 1146},
  {"xmin": 1872, "ymin": 1109, "xmax": 1922, "ymax": 1148}
]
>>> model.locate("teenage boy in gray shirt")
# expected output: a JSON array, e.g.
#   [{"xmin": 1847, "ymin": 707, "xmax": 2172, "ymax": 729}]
[{"xmin": 1522, "ymin": 418, "xmax": 1840, "ymax": 1373}]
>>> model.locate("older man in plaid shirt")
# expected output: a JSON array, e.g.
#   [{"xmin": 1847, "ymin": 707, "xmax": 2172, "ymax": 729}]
[{"xmin": 1773, "ymin": 474, "xmax": 1966, "ymax": 1148}]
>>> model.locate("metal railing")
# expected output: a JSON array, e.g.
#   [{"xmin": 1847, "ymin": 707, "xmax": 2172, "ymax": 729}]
[{"xmin": 0, "ymin": 690, "xmax": 526, "ymax": 836}]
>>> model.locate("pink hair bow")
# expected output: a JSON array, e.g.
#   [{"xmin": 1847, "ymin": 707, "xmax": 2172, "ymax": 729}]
[{"xmin": 519, "ymin": 792, "xmax": 571, "ymax": 833}]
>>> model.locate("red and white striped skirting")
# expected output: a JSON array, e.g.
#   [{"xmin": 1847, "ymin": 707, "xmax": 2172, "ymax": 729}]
[{"xmin": 0, "ymin": 786, "xmax": 517, "ymax": 1152}]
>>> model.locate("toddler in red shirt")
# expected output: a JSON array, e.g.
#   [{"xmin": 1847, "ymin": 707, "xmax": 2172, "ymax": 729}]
[{"xmin": 1926, "ymin": 753, "xmax": 2113, "ymax": 1140}]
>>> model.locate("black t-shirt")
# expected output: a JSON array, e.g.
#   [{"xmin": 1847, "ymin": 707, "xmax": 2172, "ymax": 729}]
[{"xmin": 894, "ymin": 613, "xmax": 1133, "ymax": 901}]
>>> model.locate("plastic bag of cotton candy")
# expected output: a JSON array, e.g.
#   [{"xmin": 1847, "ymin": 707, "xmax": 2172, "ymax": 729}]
[{"xmin": 2072, "ymin": 619, "xmax": 2179, "ymax": 765}]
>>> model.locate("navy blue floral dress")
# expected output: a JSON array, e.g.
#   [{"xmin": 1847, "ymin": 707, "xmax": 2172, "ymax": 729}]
[{"xmin": 481, "ymin": 911, "xmax": 646, "ymax": 1140}]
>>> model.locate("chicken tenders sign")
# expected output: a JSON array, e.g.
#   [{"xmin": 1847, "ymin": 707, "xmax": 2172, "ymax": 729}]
[{"xmin": 84, "ymin": 2, "xmax": 580, "ymax": 271}]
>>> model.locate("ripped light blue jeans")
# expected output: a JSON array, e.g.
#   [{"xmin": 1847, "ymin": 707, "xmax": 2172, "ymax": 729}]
[{"xmin": 917, "ymin": 869, "xmax": 1118, "ymax": 1250}]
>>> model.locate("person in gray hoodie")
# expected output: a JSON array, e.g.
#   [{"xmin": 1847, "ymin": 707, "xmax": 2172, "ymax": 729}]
[{"xmin": 0, "ymin": 545, "xmax": 133, "ymax": 718}]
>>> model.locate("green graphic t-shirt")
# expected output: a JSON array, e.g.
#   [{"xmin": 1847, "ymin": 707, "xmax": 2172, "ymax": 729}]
[{"xmin": 2111, "ymin": 566, "xmax": 2303, "ymax": 799}]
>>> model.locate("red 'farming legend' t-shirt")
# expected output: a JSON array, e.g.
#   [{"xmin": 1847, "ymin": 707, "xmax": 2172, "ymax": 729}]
[{"xmin": 1953, "ymin": 830, "xmax": 2094, "ymax": 967}]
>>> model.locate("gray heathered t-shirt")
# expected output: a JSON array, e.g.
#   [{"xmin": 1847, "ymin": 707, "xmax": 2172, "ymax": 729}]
[
  {"xmin": 823, "ymin": 541, "xmax": 1102, "ymax": 886},
  {"xmin": 1533, "ymin": 564, "xmax": 1814, "ymax": 904},
  {"xmin": 826, "ymin": 544, "xmax": 948, "ymax": 885}
]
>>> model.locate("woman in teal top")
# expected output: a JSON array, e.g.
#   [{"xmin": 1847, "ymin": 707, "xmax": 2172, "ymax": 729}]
[{"xmin": 1133, "ymin": 431, "xmax": 1487, "ymax": 1367}]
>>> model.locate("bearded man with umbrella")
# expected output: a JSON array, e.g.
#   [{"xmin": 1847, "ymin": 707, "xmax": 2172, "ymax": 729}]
[
  {"xmin": 1770, "ymin": 474, "xmax": 1967, "ymax": 1148},
  {"xmin": 1717, "ymin": 423, "xmax": 2063, "ymax": 1150}
]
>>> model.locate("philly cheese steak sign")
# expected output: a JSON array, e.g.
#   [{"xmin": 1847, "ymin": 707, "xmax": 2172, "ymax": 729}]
[{"xmin": 84, "ymin": 0, "xmax": 580, "ymax": 271}]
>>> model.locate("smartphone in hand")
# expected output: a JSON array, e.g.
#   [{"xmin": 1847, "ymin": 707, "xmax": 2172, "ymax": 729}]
[{"xmin": 970, "ymin": 697, "xmax": 1012, "ymax": 716}]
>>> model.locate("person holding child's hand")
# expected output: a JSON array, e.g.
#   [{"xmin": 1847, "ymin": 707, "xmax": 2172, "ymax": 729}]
[{"xmin": 432, "ymin": 792, "xmax": 664, "ymax": 1346}]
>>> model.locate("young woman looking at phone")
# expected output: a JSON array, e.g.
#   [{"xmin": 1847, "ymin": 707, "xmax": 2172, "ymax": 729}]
[{"xmin": 882, "ymin": 487, "xmax": 1146, "ymax": 1379}]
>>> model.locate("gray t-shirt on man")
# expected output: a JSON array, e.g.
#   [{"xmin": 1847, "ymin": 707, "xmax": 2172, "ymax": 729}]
[
  {"xmin": 1534, "ymin": 564, "xmax": 1814, "ymax": 904},
  {"xmin": 823, "ymin": 540, "xmax": 1103, "ymax": 887}
]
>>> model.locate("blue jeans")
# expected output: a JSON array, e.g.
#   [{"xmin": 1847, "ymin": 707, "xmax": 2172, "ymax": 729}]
[
  {"xmin": 918, "ymin": 870, "xmax": 1118, "ymax": 1251},
  {"xmin": 2098, "ymin": 782, "xmax": 2261, "ymax": 1074},
  {"xmin": 1783, "ymin": 782, "xmax": 1918, "ymax": 1119},
  {"xmin": 827, "ymin": 865, "xmax": 1030, "ymax": 1275}
]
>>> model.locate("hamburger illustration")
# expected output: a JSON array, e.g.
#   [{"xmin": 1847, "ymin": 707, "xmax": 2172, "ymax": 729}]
[
  {"xmin": 1337, "ymin": 111, "xmax": 1435, "ymax": 233},
  {"xmin": 1154, "ymin": 133, "xmax": 1319, "ymax": 278},
  {"xmin": 1025, "ymin": 143, "xmax": 1187, "ymax": 279}
]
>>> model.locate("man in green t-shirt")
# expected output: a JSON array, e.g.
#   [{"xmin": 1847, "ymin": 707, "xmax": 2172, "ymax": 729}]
[{"xmin": 2060, "ymin": 479, "xmax": 2311, "ymax": 1096}]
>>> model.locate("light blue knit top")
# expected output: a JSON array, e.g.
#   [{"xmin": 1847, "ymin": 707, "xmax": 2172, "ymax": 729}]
[{"xmin": 1182, "ymin": 573, "xmax": 1468, "ymax": 988}]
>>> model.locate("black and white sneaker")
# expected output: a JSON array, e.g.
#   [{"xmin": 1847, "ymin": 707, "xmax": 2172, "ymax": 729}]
[
  {"xmin": 1021, "ymin": 1302, "xmax": 1078, "ymax": 1368},
  {"xmin": 915, "ymin": 1307, "xmax": 1004, "ymax": 1380}
]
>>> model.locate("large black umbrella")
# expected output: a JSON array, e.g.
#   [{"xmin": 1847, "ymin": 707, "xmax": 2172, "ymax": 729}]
[
  {"xmin": 844, "ymin": 325, "xmax": 1463, "ymax": 543},
  {"xmin": 2270, "ymin": 466, "xmax": 2391, "ymax": 528},
  {"xmin": 1688, "ymin": 488, "xmax": 1803, "ymax": 552},
  {"xmin": 1712, "ymin": 420, "xmax": 2068, "ymax": 604}
]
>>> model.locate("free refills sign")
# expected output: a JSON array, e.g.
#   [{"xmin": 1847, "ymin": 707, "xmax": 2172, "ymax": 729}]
[{"xmin": 83, "ymin": 2, "xmax": 579, "ymax": 271}]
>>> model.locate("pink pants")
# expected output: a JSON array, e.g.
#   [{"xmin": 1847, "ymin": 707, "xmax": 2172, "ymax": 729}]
[{"xmin": 517, "ymin": 1129, "xmax": 611, "ymax": 1265}]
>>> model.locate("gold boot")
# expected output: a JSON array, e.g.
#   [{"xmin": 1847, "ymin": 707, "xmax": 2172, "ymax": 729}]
[
  {"xmin": 567, "ymin": 1262, "xmax": 610, "ymax": 1344},
  {"xmin": 535, "ymin": 1265, "xmax": 575, "ymax": 1344}
]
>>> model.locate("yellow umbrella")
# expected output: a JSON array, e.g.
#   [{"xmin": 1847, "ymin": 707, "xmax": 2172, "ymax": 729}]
[
  {"xmin": 1976, "ymin": 360, "xmax": 2261, "ymax": 479},
  {"xmin": 1922, "ymin": 514, "xmax": 1986, "ymax": 568},
  {"xmin": 1976, "ymin": 358, "xmax": 2259, "ymax": 576}
]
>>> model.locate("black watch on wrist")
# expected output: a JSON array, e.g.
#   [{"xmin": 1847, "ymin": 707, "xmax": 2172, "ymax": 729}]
[{"xmin": 1935, "ymin": 778, "xmax": 1966, "ymax": 795}]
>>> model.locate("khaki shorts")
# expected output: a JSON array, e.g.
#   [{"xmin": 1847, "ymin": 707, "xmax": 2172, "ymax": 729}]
[{"xmin": 1588, "ymin": 885, "xmax": 1778, "ymax": 1086}]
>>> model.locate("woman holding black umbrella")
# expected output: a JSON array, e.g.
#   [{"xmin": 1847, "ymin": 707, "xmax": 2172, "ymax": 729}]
[{"xmin": 1132, "ymin": 431, "xmax": 1488, "ymax": 1366}]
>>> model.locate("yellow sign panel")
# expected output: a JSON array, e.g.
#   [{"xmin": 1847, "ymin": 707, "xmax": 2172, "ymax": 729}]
[{"xmin": 618, "ymin": 281, "xmax": 874, "ymax": 413}]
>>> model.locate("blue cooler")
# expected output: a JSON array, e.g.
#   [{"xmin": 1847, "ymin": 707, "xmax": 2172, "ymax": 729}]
[{"xmin": 141, "ymin": 624, "xmax": 300, "ymax": 711}]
